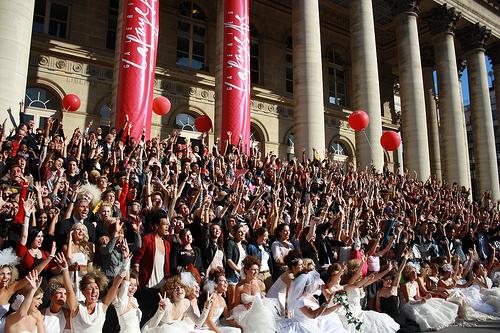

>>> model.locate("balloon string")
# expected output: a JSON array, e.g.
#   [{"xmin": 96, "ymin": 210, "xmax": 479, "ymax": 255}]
[{"xmin": 362, "ymin": 130, "xmax": 373, "ymax": 155}]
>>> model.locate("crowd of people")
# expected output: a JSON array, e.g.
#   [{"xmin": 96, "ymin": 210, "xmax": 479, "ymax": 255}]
[{"xmin": 0, "ymin": 115, "xmax": 499, "ymax": 333}]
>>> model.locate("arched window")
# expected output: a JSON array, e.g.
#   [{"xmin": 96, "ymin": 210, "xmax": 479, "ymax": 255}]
[
  {"xmin": 250, "ymin": 124, "xmax": 262, "ymax": 143},
  {"xmin": 175, "ymin": 113, "xmax": 198, "ymax": 131},
  {"xmin": 285, "ymin": 35, "xmax": 293, "ymax": 93},
  {"xmin": 177, "ymin": 2, "xmax": 207, "ymax": 70},
  {"xmin": 24, "ymin": 86, "xmax": 61, "ymax": 129},
  {"xmin": 25, "ymin": 87, "xmax": 61, "ymax": 110},
  {"xmin": 250, "ymin": 25, "xmax": 260, "ymax": 84},
  {"xmin": 327, "ymin": 49, "xmax": 346, "ymax": 107},
  {"xmin": 331, "ymin": 141, "xmax": 348, "ymax": 156}
]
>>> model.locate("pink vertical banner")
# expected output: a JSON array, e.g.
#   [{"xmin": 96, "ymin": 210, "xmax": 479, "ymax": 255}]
[
  {"xmin": 115, "ymin": 0, "xmax": 159, "ymax": 140},
  {"xmin": 222, "ymin": 0, "xmax": 251, "ymax": 152}
]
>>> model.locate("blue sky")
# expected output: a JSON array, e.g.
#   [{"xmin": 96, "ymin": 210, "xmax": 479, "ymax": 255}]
[
  {"xmin": 458, "ymin": 56, "xmax": 493, "ymax": 106},
  {"xmin": 432, "ymin": 55, "xmax": 494, "ymax": 106}
]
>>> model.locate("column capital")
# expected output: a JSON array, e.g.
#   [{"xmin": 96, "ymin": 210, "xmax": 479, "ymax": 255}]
[
  {"xmin": 424, "ymin": 4, "xmax": 461, "ymax": 35},
  {"xmin": 486, "ymin": 42, "xmax": 500, "ymax": 66},
  {"xmin": 390, "ymin": 0, "xmax": 421, "ymax": 17},
  {"xmin": 421, "ymin": 44, "xmax": 435, "ymax": 68},
  {"xmin": 457, "ymin": 23, "xmax": 491, "ymax": 51},
  {"xmin": 456, "ymin": 57, "xmax": 467, "ymax": 79}
]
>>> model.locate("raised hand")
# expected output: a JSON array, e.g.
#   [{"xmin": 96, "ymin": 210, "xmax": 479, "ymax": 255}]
[
  {"xmin": 158, "ymin": 292, "xmax": 171, "ymax": 311},
  {"xmin": 26, "ymin": 270, "xmax": 41, "ymax": 289},
  {"xmin": 23, "ymin": 193, "xmax": 35, "ymax": 216},
  {"xmin": 50, "ymin": 241, "xmax": 56, "ymax": 257},
  {"xmin": 34, "ymin": 181, "xmax": 43, "ymax": 194},
  {"xmin": 53, "ymin": 253, "xmax": 68, "ymax": 270}
]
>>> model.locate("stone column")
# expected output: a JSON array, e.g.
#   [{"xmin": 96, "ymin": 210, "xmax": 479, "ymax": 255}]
[
  {"xmin": 459, "ymin": 24, "xmax": 500, "ymax": 200},
  {"xmin": 457, "ymin": 59, "xmax": 472, "ymax": 191},
  {"xmin": 214, "ymin": 0, "xmax": 224, "ymax": 140},
  {"xmin": 292, "ymin": 0, "xmax": 325, "ymax": 158},
  {"xmin": 487, "ymin": 43, "xmax": 500, "ymax": 188},
  {"xmin": 110, "ymin": 0, "xmax": 124, "ymax": 127},
  {"xmin": 0, "ymin": 0, "xmax": 35, "ymax": 130},
  {"xmin": 349, "ymin": 0, "xmax": 384, "ymax": 171},
  {"xmin": 421, "ymin": 45, "xmax": 442, "ymax": 181},
  {"xmin": 393, "ymin": 1, "xmax": 431, "ymax": 180},
  {"xmin": 425, "ymin": 5, "xmax": 469, "ymax": 187}
]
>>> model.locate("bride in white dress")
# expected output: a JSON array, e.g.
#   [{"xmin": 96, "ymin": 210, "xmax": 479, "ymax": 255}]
[
  {"xmin": 324, "ymin": 261, "xmax": 400, "ymax": 333},
  {"xmin": 4, "ymin": 270, "xmax": 44, "ymax": 333},
  {"xmin": 230, "ymin": 256, "xmax": 277, "ymax": 333},
  {"xmin": 447, "ymin": 263, "xmax": 500, "ymax": 318},
  {"xmin": 267, "ymin": 250, "xmax": 303, "ymax": 316},
  {"xmin": 401, "ymin": 265, "xmax": 459, "ymax": 331},
  {"xmin": 54, "ymin": 253, "xmax": 125, "ymax": 333},
  {"xmin": 141, "ymin": 275, "xmax": 211, "ymax": 333},
  {"xmin": 202, "ymin": 268, "xmax": 241, "ymax": 333},
  {"xmin": 277, "ymin": 270, "xmax": 347, "ymax": 333},
  {"xmin": 113, "ymin": 271, "xmax": 142, "ymax": 333}
]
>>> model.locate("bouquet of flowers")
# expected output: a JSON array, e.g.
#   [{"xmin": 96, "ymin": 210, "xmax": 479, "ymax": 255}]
[{"xmin": 333, "ymin": 291, "xmax": 362, "ymax": 332}]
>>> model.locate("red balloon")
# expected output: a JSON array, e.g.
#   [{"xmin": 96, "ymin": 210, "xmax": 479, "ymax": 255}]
[
  {"xmin": 195, "ymin": 115, "xmax": 212, "ymax": 132},
  {"xmin": 348, "ymin": 110, "xmax": 369, "ymax": 131},
  {"xmin": 380, "ymin": 131, "xmax": 401, "ymax": 151},
  {"xmin": 62, "ymin": 94, "xmax": 81, "ymax": 112},
  {"xmin": 152, "ymin": 96, "xmax": 171, "ymax": 116}
]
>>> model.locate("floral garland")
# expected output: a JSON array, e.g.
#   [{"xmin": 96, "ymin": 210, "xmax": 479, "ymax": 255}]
[{"xmin": 333, "ymin": 291, "xmax": 363, "ymax": 331}]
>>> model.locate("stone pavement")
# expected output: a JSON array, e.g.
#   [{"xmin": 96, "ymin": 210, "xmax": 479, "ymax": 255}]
[{"xmin": 439, "ymin": 320, "xmax": 500, "ymax": 333}]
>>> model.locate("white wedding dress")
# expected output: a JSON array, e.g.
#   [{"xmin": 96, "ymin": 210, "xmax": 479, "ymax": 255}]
[
  {"xmin": 277, "ymin": 296, "xmax": 347, "ymax": 333},
  {"xmin": 267, "ymin": 276, "xmax": 287, "ymax": 316},
  {"xmin": 338, "ymin": 288, "xmax": 399, "ymax": 333},
  {"xmin": 202, "ymin": 305, "xmax": 241, "ymax": 333},
  {"xmin": 446, "ymin": 277, "xmax": 499, "ymax": 320},
  {"xmin": 113, "ymin": 281, "xmax": 142, "ymax": 333},
  {"xmin": 402, "ymin": 282, "xmax": 458, "ymax": 331},
  {"xmin": 230, "ymin": 293, "xmax": 276, "ymax": 333}
]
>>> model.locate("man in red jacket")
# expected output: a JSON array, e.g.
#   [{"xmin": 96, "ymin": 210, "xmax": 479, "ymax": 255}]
[{"xmin": 133, "ymin": 209, "xmax": 170, "ymax": 326}]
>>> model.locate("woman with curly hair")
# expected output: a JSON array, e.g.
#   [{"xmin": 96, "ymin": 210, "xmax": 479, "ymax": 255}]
[
  {"xmin": 54, "ymin": 253, "xmax": 125, "ymax": 333},
  {"xmin": 63, "ymin": 223, "xmax": 95, "ymax": 301},
  {"xmin": 141, "ymin": 275, "xmax": 211, "ymax": 333}
]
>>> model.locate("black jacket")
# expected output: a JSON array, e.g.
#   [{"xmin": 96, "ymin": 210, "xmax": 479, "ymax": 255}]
[{"xmin": 225, "ymin": 238, "xmax": 246, "ymax": 276}]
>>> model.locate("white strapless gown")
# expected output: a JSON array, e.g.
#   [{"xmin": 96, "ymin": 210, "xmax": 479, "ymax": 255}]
[
  {"xmin": 338, "ymin": 288, "xmax": 399, "ymax": 333},
  {"xmin": 447, "ymin": 278, "xmax": 500, "ymax": 320},
  {"xmin": 202, "ymin": 305, "xmax": 241, "ymax": 333},
  {"xmin": 230, "ymin": 293, "xmax": 276, "ymax": 333},
  {"xmin": 277, "ymin": 296, "xmax": 347, "ymax": 333},
  {"xmin": 402, "ymin": 283, "xmax": 458, "ymax": 331}
]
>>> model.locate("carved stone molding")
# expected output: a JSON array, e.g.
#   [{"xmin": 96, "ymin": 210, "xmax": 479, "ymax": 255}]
[
  {"xmin": 457, "ymin": 23, "xmax": 491, "ymax": 51},
  {"xmin": 424, "ymin": 4, "xmax": 461, "ymax": 35},
  {"xmin": 250, "ymin": 100, "xmax": 279, "ymax": 115},
  {"xmin": 390, "ymin": 0, "xmax": 421, "ymax": 16},
  {"xmin": 421, "ymin": 44, "xmax": 435, "ymax": 68},
  {"xmin": 29, "ymin": 53, "xmax": 114, "ymax": 81}
]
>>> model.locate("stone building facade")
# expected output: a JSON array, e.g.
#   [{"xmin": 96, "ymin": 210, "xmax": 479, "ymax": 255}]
[{"xmin": 1, "ymin": 0, "xmax": 500, "ymax": 199}]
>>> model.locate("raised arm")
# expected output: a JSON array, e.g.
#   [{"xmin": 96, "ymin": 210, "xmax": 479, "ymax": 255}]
[
  {"xmin": 54, "ymin": 253, "xmax": 79, "ymax": 315},
  {"xmin": 12, "ymin": 270, "xmax": 41, "ymax": 320}
]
